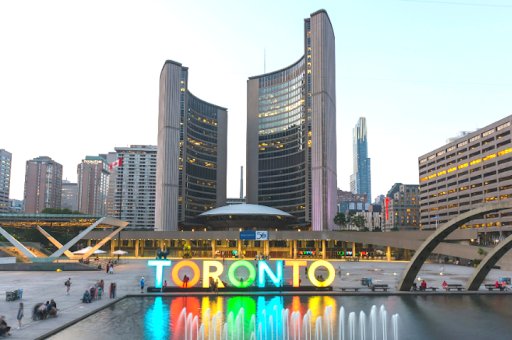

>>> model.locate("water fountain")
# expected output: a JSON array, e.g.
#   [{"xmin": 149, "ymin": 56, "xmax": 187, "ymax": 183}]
[{"xmin": 176, "ymin": 303, "xmax": 398, "ymax": 340}]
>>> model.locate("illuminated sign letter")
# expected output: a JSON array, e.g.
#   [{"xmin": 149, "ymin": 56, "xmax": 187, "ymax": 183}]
[
  {"xmin": 202, "ymin": 260, "xmax": 225, "ymax": 288},
  {"xmin": 227, "ymin": 260, "xmax": 256, "ymax": 288},
  {"xmin": 285, "ymin": 260, "xmax": 307, "ymax": 287},
  {"xmin": 257, "ymin": 260, "xmax": 283, "ymax": 287},
  {"xmin": 147, "ymin": 260, "xmax": 171, "ymax": 288},
  {"xmin": 171, "ymin": 260, "xmax": 200, "ymax": 288},
  {"xmin": 307, "ymin": 260, "xmax": 335, "ymax": 287}
]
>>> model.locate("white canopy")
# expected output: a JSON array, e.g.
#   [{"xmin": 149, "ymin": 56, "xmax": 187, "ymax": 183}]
[
  {"xmin": 112, "ymin": 250, "xmax": 128, "ymax": 255},
  {"xmin": 73, "ymin": 246, "xmax": 106, "ymax": 255}
]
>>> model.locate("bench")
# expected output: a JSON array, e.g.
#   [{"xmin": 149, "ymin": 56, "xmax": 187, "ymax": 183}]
[
  {"xmin": 5, "ymin": 289, "xmax": 22, "ymax": 302},
  {"xmin": 445, "ymin": 284, "xmax": 464, "ymax": 291},
  {"xmin": 340, "ymin": 287, "xmax": 361, "ymax": 292},
  {"xmin": 345, "ymin": 258, "xmax": 360, "ymax": 262},
  {"xmin": 419, "ymin": 287, "xmax": 438, "ymax": 292},
  {"xmin": 484, "ymin": 284, "xmax": 505, "ymax": 291},
  {"xmin": 371, "ymin": 284, "xmax": 389, "ymax": 292}
]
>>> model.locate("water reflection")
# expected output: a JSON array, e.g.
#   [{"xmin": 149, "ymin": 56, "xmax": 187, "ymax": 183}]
[{"xmin": 49, "ymin": 295, "xmax": 512, "ymax": 340}]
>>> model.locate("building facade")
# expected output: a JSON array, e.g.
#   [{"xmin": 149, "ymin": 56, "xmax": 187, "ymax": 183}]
[
  {"xmin": 350, "ymin": 117, "xmax": 372, "ymax": 204},
  {"xmin": 383, "ymin": 183, "xmax": 420, "ymax": 231},
  {"xmin": 61, "ymin": 180, "xmax": 78, "ymax": 211},
  {"xmin": 337, "ymin": 189, "xmax": 368, "ymax": 213},
  {"xmin": 419, "ymin": 115, "xmax": 512, "ymax": 231},
  {"xmin": 77, "ymin": 156, "xmax": 109, "ymax": 215},
  {"xmin": 107, "ymin": 145, "xmax": 157, "ymax": 230},
  {"xmin": 0, "ymin": 149, "xmax": 12, "ymax": 213},
  {"xmin": 246, "ymin": 10, "xmax": 337, "ymax": 230},
  {"xmin": 8, "ymin": 199, "xmax": 23, "ymax": 213},
  {"xmin": 155, "ymin": 61, "xmax": 227, "ymax": 231},
  {"xmin": 23, "ymin": 156, "xmax": 62, "ymax": 213}
]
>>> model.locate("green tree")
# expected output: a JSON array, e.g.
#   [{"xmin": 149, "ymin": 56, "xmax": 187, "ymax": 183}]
[
  {"xmin": 41, "ymin": 208, "xmax": 81, "ymax": 215},
  {"xmin": 352, "ymin": 215, "xmax": 366, "ymax": 230},
  {"xmin": 333, "ymin": 212, "xmax": 347, "ymax": 228}
]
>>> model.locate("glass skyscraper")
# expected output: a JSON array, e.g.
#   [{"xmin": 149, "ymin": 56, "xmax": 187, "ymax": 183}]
[
  {"xmin": 155, "ymin": 60, "xmax": 227, "ymax": 231},
  {"xmin": 246, "ymin": 10, "xmax": 337, "ymax": 230},
  {"xmin": 350, "ymin": 117, "xmax": 372, "ymax": 204}
]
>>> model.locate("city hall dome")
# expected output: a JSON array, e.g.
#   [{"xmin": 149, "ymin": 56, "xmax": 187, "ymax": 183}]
[{"xmin": 197, "ymin": 204, "xmax": 296, "ymax": 229}]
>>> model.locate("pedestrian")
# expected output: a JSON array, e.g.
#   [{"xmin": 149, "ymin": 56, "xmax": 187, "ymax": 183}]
[
  {"xmin": 109, "ymin": 263, "xmax": 114, "ymax": 274},
  {"xmin": 163, "ymin": 280, "xmax": 168, "ymax": 289},
  {"xmin": 420, "ymin": 280, "xmax": 427, "ymax": 291},
  {"xmin": 16, "ymin": 302, "xmax": 23, "ymax": 329},
  {"xmin": 140, "ymin": 276, "xmax": 145, "ymax": 293},
  {"xmin": 65, "ymin": 278, "xmax": 71, "ymax": 295},
  {"xmin": 106, "ymin": 261, "xmax": 110, "ymax": 274}
]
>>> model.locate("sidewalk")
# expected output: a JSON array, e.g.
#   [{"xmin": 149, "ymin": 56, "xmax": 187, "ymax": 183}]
[{"xmin": 0, "ymin": 259, "xmax": 510, "ymax": 339}]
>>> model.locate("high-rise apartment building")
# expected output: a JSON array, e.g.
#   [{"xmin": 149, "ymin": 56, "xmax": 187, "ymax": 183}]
[
  {"xmin": 350, "ymin": 117, "xmax": 372, "ymax": 204},
  {"xmin": 61, "ymin": 180, "xmax": 78, "ymax": 211},
  {"xmin": 419, "ymin": 115, "xmax": 512, "ymax": 230},
  {"xmin": 155, "ymin": 61, "xmax": 227, "ymax": 231},
  {"xmin": 246, "ymin": 10, "xmax": 337, "ymax": 230},
  {"xmin": 0, "ymin": 149, "xmax": 12, "ymax": 213},
  {"xmin": 24, "ymin": 156, "xmax": 62, "ymax": 213},
  {"xmin": 108, "ymin": 145, "xmax": 157, "ymax": 229},
  {"xmin": 77, "ymin": 156, "xmax": 109, "ymax": 215},
  {"xmin": 383, "ymin": 183, "xmax": 420, "ymax": 231}
]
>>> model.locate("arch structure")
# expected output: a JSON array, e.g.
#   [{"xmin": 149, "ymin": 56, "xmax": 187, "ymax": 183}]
[
  {"xmin": 465, "ymin": 232, "xmax": 512, "ymax": 290},
  {"xmin": 397, "ymin": 201, "xmax": 512, "ymax": 291}
]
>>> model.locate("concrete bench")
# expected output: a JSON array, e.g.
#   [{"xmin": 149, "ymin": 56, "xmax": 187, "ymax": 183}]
[
  {"xmin": 445, "ymin": 284, "xmax": 464, "ymax": 291},
  {"xmin": 371, "ymin": 284, "xmax": 389, "ymax": 292},
  {"xmin": 340, "ymin": 287, "xmax": 361, "ymax": 292},
  {"xmin": 420, "ymin": 287, "xmax": 438, "ymax": 292},
  {"xmin": 484, "ymin": 284, "xmax": 505, "ymax": 291}
]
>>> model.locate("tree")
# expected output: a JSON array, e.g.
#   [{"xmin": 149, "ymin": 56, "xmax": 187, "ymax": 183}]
[
  {"xmin": 41, "ymin": 208, "xmax": 82, "ymax": 215},
  {"xmin": 352, "ymin": 215, "xmax": 366, "ymax": 230},
  {"xmin": 333, "ymin": 212, "xmax": 347, "ymax": 228}
]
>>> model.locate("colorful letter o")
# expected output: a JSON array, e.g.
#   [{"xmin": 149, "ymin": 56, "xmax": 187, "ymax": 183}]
[
  {"xmin": 307, "ymin": 260, "xmax": 335, "ymax": 287},
  {"xmin": 171, "ymin": 260, "xmax": 200, "ymax": 288},
  {"xmin": 227, "ymin": 260, "xmax": 256, "ymax": 288}
]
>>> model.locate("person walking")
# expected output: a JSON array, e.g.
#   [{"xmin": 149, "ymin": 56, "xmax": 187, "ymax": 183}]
[
  {"xmin": 16, "ymin": 302, "xmax": 23, "ymax": 329},
  {"xmin": 65, "ymin": 278, "xmax": 71, "ymax": 295},
  {"xmin": 140, "ymin": 276, "xmax": 145, "ymax": 293}
]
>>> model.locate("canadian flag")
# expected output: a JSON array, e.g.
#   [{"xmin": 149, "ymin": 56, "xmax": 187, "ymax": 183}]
[{"xmin": 109, "ymin": 157, "xmax": 123, "ymax": 171}]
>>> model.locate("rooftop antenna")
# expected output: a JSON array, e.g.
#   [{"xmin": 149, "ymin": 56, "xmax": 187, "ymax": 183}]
[
  {"xmin": 240, "ymin": 166, "xmax": 244, "ymax": 199},
  {"xmin": 264, "ymin": 48, "xmax": 266, "ymax": 73}
]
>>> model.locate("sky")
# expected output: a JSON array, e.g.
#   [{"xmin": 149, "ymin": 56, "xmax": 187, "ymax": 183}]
[{"xmin": 1, "ymin": 0, "xmax": 512, "ymax": 201}]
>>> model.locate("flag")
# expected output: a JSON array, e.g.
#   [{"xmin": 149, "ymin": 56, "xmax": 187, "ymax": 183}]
[{"xmin": 109, "ymin": 157, "xmax": 123, "ymax": 171}]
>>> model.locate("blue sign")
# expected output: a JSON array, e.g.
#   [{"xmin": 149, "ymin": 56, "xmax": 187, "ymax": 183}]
[{"xmin": 240, "ymin": 230, "xmax": 256, "ymax": 240}]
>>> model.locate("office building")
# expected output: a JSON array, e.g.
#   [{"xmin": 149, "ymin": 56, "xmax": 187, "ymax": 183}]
[
  {"xmin": 108, "ymin": 145, "xmax": 157, "ymax": 229},
  {"xmin": 77, "ymin": 156, "xmax": 109, "ymax": 215},
  {"xmin": 61, "ymin": 180, "xmax": 78, "ymax": 211},
  {"xmin": 419, "ymin": 115, "xmax": 512, "ymax": 231},
  {"xmin": 383, "ymin": 183, "xmax": 420, "ymax": 231},
  {"xmin": 350, "ymin": 117, "xmax": 372, "ymax": 204},
  {"xmin": 246, "ymin": 10, "xmax": 337, "ymax": 230},
  {"xmin": 337, "ymin": 189, "xmax": 368, "ymax": 213},
  {"xmin": 0, "ymin": 149, "xmax": 12, "ymax": 213},
  {"xmin": 155, "ymin": 61, "xmax": 227, "ymax": 231},
  {"xmin": 24, "ymin": 156, "xmax": 62, "ymax": 213},
  {"xmin": 8, "ymin": 199, "xmax": 23, "ymax": 213}
]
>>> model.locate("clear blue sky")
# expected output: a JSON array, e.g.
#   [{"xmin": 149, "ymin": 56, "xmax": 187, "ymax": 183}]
[{"xmin": 1, "ymin": 0, "xmax": 511, "ymax": 201}]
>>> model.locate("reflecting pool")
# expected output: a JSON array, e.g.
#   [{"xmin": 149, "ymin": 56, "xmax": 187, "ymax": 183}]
[{"xmin": 48, "ymin": 294, "xmax": 512, "ymax": 339}]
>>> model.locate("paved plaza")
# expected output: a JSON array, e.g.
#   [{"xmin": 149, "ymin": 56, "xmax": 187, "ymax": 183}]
[{"xmin": 0, "ymin": 259, "xmax": 511, "ymax": 339}]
